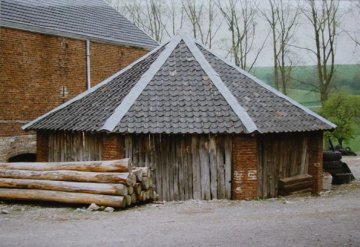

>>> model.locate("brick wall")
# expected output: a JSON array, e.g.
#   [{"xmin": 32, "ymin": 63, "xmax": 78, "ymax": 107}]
[
  {"xmin": 308, "ymin": 132, "xmax": 323, "ymax": 195},
  {"xmin": 102, "ymin": 134, "xmax": 125, "ymax": 160},
  {"xmin": 91, "ymin": 42, "xmax": 146, "ymax": 86},
  {"xmin": 0, "ymin": 27, "xmax": 147, "ymax": 137},
  {"xmin": 0, "ymin": 27, "xmax": 147, "ymax": 161},
  {"xmin": 231, "ymin": 135, "xmax": 258, "ymax": 200},
  {"xmin": 0, "ymin": 27, "xmax": 86, "ymax": 137}
]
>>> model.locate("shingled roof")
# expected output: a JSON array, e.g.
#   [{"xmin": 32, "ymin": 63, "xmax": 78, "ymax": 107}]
[
  {"xmin": 0, "ymin": 0, "xmax": 157, "ymax": 49},
  {"xmin": 23, "ymin": 34, "xmax": 336, "ymax": 134}
]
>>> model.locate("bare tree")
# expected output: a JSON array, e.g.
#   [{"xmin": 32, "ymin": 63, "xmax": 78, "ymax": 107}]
[
  {"xmin": 106, "ymin": 0, "xmax": 168, "ymax": 42},
  {"xmin": 261, "ymin": 0, "xmax": 299, "ymax": 94},
  {"xmin": 301, "ymin": 0, "xmax": 340, "ymax": 104},
  {"xmin": 181, "ymin": 0, "xmax": 222, "ymax": 48},
  {"xmin": 217, "ymin": 0, "xmax": 267, "ymax": 72},
  {"xmin": 345, "ymin": 0, "xmax": 360, "ymax": 47},
  {"xmin": 168, "ymin": 0, "xmax": 185, "ymax": 36},
  {"xmin": 144, "ymin": 0, "xmax": 167, "ymax": 42}
]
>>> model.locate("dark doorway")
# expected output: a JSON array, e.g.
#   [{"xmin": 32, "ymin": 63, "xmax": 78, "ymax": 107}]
[{"xmin": 8, "ymin": 153, "xmax": 36, "ymax": 162}]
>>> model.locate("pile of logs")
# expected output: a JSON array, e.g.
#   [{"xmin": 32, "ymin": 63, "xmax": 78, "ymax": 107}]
[{"xmin": 0, "ymin": 159, "xmax": 157, "ymax": 208}]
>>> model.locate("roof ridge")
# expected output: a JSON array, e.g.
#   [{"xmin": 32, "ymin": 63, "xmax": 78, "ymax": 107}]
[
  {"xmin": 100, "ymin": 35, "xmax": 183, "ymax": 132},
  {"xmin": 22, "ymin": 41, "xmax": 167, "ymax": 131},
  {"xmin": 194, "ymin": 40, "xmax": 336, "ymax": 130},
  {"xmin": 182, "ymin": 34, "xmax": 258, "ymax": 134}
]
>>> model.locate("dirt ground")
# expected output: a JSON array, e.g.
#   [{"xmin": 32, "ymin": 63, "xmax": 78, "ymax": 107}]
[{"xmin": 1, "ymin": 156, "xmax": 360, "ymax": 247}]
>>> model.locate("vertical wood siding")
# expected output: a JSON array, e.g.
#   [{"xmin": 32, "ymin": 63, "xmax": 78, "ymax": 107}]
[
  {"xmin": 48, "ymin": 132, "xmax": 102, "ymax": 162},
  {"xmin": 257, "ymin": 133, "xmax": 310, "ymax": 198},
  {"xmin": 125, "ymin": 134, "xmax": 232, "ymax": 201}
]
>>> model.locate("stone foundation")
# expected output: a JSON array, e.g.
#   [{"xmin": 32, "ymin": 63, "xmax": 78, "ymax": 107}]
[{"xmin": 0, "ymin": 135, "xmax": 36, "ymax": 162}]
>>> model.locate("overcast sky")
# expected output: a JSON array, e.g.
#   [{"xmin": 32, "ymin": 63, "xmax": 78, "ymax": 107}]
[{"xmin": 108, "ymin": 0, "xmax": 360, "ymax": 66}]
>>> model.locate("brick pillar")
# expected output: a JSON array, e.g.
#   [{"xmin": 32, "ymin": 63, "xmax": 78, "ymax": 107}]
[
  {"xmin": 231, "ymin": 135, "xmax": 258, "ymax": 200},
  {"xmin": 102, "ymin": 134, "xmax": 125, "ymax": 160},
  {"xmin": 36, "ymin": 131, "xmax": 49, "ymax": 162},
  {"xmin": 308, "ymin": 132, "xmax": 323, "ymax": 195}
]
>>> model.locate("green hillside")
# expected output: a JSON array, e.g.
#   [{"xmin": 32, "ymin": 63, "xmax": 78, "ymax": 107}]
[
  {"xmin": 251, "ymin": 64, "xmax": 360, "ymax": 108},
  {"xmin": 251, "ymin": 64, "xmax": 360, "ymax": 152}
]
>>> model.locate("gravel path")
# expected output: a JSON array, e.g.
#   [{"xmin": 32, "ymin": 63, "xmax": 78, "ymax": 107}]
[{"xmin": 0, "ymin": 157, "xmax": 359, "ymax": 247}]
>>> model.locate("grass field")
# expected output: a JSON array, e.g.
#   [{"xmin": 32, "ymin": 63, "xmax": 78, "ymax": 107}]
[
  {"xmin": 345, "ymin": 125, "xmax": 360, "ymax": 153},
  {"xmin": 286, "ymin": 88, "xmax": 321, "ymax": 108}
]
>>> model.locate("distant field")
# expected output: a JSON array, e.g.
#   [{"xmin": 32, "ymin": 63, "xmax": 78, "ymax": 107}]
[
  {"xmin": 251, "ymin": 64, "xmax": 360, "ymax": 152},
  {"xmin": 286, "ymin": 88, "xmax": 320, "ymax": 108},
  {"xmin": 252, "ymin": 64, "xmax": 360, "ymax": 96}
]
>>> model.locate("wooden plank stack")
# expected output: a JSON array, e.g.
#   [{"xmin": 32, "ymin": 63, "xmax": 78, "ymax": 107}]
[
  {"xmin": 278, "ymin": 174, "xmax": 314, "ymax": 196},
  {"xmin": 0, "ymin": 159, "xmax": 157, "ymax": 208}
]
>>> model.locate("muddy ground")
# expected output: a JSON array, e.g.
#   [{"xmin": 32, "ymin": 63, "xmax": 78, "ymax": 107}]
[{"xmin": 0, "ymin": 156, "xmax": 359, "ymax": 247}]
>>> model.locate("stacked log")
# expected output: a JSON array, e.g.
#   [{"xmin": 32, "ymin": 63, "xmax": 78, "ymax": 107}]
[{"xmin": 0, "ymin": 159, "xmax": 157, "ymax": 208}]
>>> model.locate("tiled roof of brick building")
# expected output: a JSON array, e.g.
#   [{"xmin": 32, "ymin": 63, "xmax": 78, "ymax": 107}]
[
  {"xmin": 0, "ymin": 0, "xmax": 157, "ymax": 49},
  {"xmin": 23, "ymin": 34, "xmax": 336, "ymax": 134}
]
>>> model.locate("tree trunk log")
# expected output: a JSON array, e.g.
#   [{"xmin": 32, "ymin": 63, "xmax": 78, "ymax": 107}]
[
  {"xmin": 134, "ymin": 183, "xmax": 142, "ymax": 195},
  {"xmin": 0, "ymin": 159, "xmax": 130, "ymax": 172},
  {"xmin": 125, "ymin": 195, "xmax": 132, "ymax": 206},
  {"xmin": 0, "ymin": 178, "xmax": 128, "ymax": 196},
  {"xmin": 0, "ymin": 170, "xmax": 136, "ymax": 186},
  {"xmin": 141, "ymin": 177, "xmax": 151, "ymax": 190},
  {"xmin": 137, "ymin": 191, "xmax": 146, "ymax": 201},
  {"xmin": 133, "ymin": 167, "xmax": 150, "ymax": 177},
  {"xmin": 0, "ymin": 189, "xmax": 126, "ymax": 207}
]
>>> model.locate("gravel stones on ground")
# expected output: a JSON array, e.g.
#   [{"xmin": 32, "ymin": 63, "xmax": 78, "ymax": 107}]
[
  {"xmin": 87, "ymin": 203, "xmax": 100, "ymax": 211},
  {"xmin": 104, "ymin": 207, "xmax": 114, "ymax": 213}
]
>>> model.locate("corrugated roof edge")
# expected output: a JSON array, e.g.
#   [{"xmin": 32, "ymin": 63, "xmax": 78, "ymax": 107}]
[
  {"xmin": 1, "ymin": 20, "xmax": 158, "ymax": 50},
  {"xmin": 182, "ymin": 34, "xmax": 257, "ymax": 134},
  {"xmin": 195, "ymin": 40, "xmax": 337, "ymax": 131},
  {"xmin": 22, "ymin": 41, "xmax": 166, "ymax": 131}
]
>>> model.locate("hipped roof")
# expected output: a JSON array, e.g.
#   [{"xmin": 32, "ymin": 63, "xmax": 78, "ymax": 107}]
[
  {"xmin": 23, "ymin": 34, "xmax": 336, "ymax": 134},
  {"xmin": 0, "ymin": 0, "xmax": 158, "ymax": 49}
]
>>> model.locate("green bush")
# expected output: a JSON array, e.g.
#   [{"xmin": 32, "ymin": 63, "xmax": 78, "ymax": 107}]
[{"xmin": 320, "ymin": 92, "xmax": 360, "ymax": 148}]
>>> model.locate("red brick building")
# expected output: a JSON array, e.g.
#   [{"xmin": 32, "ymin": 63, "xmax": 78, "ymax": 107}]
[
  {"xmin": 25, "ymin": 34, "xmax": 336, "ymax": 200},
  {"xmin": 0, "ymin": 0, "xmax": 157, "ymax": 162}
]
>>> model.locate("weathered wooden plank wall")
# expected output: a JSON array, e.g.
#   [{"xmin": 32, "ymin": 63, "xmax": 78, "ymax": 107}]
[
  {"xmin": 125, "ymin": 134, "xmax": 232, "ymax": 201},
  {"xmin": 48, "ymin": 132, "xmax": 102, "ymax": 162},
  {"xmin": 257, "ymin": 133, "xmax": 310, "ymax": 198}
]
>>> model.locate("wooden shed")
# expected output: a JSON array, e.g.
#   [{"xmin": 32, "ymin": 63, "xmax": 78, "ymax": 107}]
[{"xmin": 23, "ymin": 34, "xmax": 335, "ymax": 201}]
